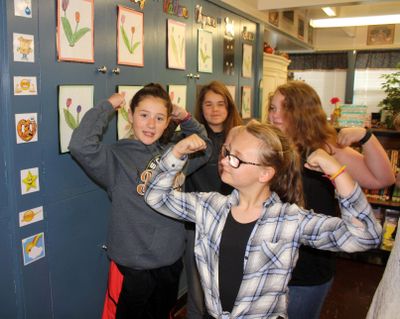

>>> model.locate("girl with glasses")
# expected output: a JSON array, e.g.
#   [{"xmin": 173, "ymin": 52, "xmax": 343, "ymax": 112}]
[{"xmin": 145, "ymin": 120, "xmax": 382, "ymax": 319}]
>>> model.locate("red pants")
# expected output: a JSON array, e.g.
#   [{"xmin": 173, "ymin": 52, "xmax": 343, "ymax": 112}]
[{"xmin": 102, "ymin": 261, "xmax": 124, "ymax": 319}]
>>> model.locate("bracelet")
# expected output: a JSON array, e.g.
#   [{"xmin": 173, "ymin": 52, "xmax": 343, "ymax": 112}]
[
  {"xmin": 330, "ymin": 165, "xmax": 347, "ymax": 181},
  {"xmin": 359, "ymin": 129, "xmax": 372, "ymax": 145},
  {"xmin": 179, "ymin": 112, "xmax": 192, "ymax": 124}
]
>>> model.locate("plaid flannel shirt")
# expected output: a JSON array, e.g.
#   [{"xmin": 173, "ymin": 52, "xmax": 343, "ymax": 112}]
[{"xmin": 145, "ymin": 148, "xmax": 382, "ymax": 319}]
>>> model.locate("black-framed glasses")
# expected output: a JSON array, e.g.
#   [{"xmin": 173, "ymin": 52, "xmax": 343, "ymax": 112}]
[{"xmin": 221, "ymin": 145, "xmax": 262, "ymax": 169}]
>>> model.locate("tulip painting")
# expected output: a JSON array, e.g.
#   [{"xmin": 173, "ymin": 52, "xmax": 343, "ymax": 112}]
[
  {"xmin": 63, "ymin": 98, "xmax": 83, "ymax": 130},
  {"xmin": 167, "ymin": 19, "xmax": 186, "ymax": 70},
  {"xmin": 120, "ymin": 15, "xmax": 141, "ymax": 54},
  {"xmin": 60, "ymin": 0, "xmax": 91, "ymax": 47}
]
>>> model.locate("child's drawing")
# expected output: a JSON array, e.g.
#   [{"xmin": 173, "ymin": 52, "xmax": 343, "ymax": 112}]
[
  {"xmin": 117, "ymin": 85, "xmax": 143, "ymax": 139},
  {"xmin": 118, "ymin": 6, "xmax": 144, "ymax": 67},
  {"xmin": 168, "ymin": 85, "xmax": 187, "ymax": 108},
  {"xmin": 241, "ymin": 86, "xmax": 252, "ymax": 119},
  {"xmin": 242, "ymin": 43, "xmax": 252, "ymax": 78},
  {"xmin": 57, "ymin": 0, "xmax": 94, "ymax": 62},
  {"xmin": 168, "ymin": 19, "xmax": 186, "ymax": 70},
  {"xmin": 198, "ymin": 29, "xmax": 212, "ymax": 73},
  {"xmin": 58, "ymin": 85, "xmax": 94, "ymax": 153}
]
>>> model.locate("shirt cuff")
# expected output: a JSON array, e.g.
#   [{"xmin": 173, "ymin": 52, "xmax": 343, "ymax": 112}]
[
  {"xmin": 336, "ymin": 183, "xmax": 369, "ymax": 215},
  {"xmin": 162, "ymin": 147, "xmax": 188, "ymax": 171}
]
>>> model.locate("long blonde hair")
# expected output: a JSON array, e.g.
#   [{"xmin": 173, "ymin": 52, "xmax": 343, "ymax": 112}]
[
  {"xmin": 245, "ymin": 120, "xmax": 304, "ymax": 206},
  {"xmin": 269, "ymin": 81, "xmax": 337, "ymax": 155}
]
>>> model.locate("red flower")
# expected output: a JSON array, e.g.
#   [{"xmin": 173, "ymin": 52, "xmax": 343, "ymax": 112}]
[{"xmin": 330, "ymin": 97, "xmax": 340, "ymax": 104}]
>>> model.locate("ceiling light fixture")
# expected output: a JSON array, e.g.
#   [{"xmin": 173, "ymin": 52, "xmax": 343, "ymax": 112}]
[
  {"xmin": 310, "ymin": 14, "xmax": 400, "ymax": 28},
  {"xmin": 322, "ymin": 7, "xmax": 336, "ymax": 17}
]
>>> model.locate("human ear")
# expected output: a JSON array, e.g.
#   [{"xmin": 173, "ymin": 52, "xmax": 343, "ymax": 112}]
[{"xmin": 259, "ymin": 166, "xmax": 275, "ymax": 183}]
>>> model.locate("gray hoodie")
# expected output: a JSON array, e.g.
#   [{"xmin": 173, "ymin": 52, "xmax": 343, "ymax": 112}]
[{"xmin": 69, "ymin": 100, "xmax": 210, "ymax": 269}]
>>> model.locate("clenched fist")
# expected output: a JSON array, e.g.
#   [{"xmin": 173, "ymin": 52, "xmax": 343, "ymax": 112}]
[{"xmin": 172, "ymin": 134, "xmax": 207, "ymax": 159}]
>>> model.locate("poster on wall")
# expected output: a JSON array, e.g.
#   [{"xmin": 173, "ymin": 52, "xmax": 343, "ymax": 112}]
[
  {"xmin": 117, "ymin": 85, "xmax": 143, "ymax": 139},
  {"xmin": 13, "ymin": 33, "xmax": 34, "ymax": 62},
  {"xmin": 14, "ymin": 0, "xmax": 32, "ymax": 18},
  {"xmin": 58, "ymin": 85, "xmax": 94, "ymax": 153},
  {"xmin": 20, "ymin": 167, "xmax": 40, "ymax": 195},
  {"xmin": 197, "ymin": 29, "xmax": 212, "ymax": 73},
  {"xmin": 242, "ymin": 44, "xmax": 252, "ymax": 78},
  {"xmin": 117, "ymin": 6, "xmax": 144, "ymax": 67},
  {"xmin": 241, "ymin": 86, "xmax": 252, "ymax": 119},
  {"xmin": 15, "ymin": 113, "xmax": 38, "ymax": 144},
  {"xmin": 13, "ymin": 76, "xmax": 37, "ymax": 95},
  {"xmin": 226, "ymin": 85, "xmax": 236, "ymax": 102},
  {"xmin": 19, "ymin": 206, "xmax": 44, "ymax": 227},
  {"xmin": 168, "ymin": 85, "xmax": 187, "ymax": 108},
  {"xmin": 21, "ymin": 232, "xmax": 45, "ymax": 266},
  {"xmin": 57, "ymin": 0, "xmax": 94, "ymax": 63},
  {"xmin": 167, "ymin": 19, "xmax": 186, "ymax": 70}
]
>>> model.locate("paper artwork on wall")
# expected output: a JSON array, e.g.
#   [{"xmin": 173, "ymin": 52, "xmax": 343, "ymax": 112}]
[
  {"xmin": 167, "ymin": 19, "xmax": 186, "ymax": 70},
  {"xmin": 117, "ymin": 85, "xmax": 143, "ymax": 139},
  {"xmin": 226, "ymin": 85, "xmax": 236, "ymax": 102},
  {"xmin": 117, "ymin": 6, "xmax": 144, "ymax": 67},
  {"xmin": 57, "ymin": 0, "xmax": 94, "ymax": 63},
  {"xmin": 223, "ymin": 37, "xmax": 235, "ymax": 75},
  {"xmin": 241, "ymin": 86, "xmax": 252, "ymax": 119},
  {"xmin": 13, "ymin": 33, "xmax": 34, "ymax": 62},
  {"xmin": 22, "ymin": 232, "xmax": 45, "ymax": 266},
  {"xmin": 58, "ymin": 85, "xmax": 94, "ymax": 153},
  {"xmin": 15, "ymin": 113, "xmax": 38, "ymax": 144},
  {"xmin": 197, "ymin": 29, "xmax": 212, "ymax": 73},
  {"xmin": 14, "ymin": 76, "xmax": 37, "ymax": 95},
  {"xmin": 19, "ymin": 206, "xmax": 44, "ymax": 227},
  {"xmin": 20, "ymin": 167, "xmax": 40, "ymax": 195},
  {"xmin": 242, "ymin": 44, "xmax": 252, "ymax": 78},
  {"xmin": 168, "ymin": 85, "xmax": 187, "ymax": 108},
  {"xmin": 14, "ymin": 0, "xmax": 32, "ymax": 18}
]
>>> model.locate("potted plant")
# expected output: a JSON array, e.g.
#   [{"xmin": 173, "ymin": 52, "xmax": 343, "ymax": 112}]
[{"xmin": 379, "ymin": 62, "xmax": 400, "ymax": 129}]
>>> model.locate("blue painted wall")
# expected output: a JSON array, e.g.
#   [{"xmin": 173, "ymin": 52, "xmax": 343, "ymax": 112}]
[{"xmin": 0, "ymin": 0, "xmax": 263, "ymax": 318}]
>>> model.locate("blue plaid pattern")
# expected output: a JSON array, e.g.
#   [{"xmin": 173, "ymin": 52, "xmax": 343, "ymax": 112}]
[{"xmin": 145, "ymin": 148, "xmax": 382, "ymax": 319}]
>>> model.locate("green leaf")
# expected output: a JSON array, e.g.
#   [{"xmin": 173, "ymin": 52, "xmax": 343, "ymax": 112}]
[
  {"xmin": 171, "ymin": 35, "xmax": 179, "ymax": 62},
  {"xmin": 180, "ymin": 37, "xmax": 185, "ymax": 63},
  {"xmin": 121, "ymin": 26, "xmax": 132, "ymax": 53},
  {"xmin": 131, "ymin": 41, "xmax": 140, "ymax": 54},
  {"xmin": 200, "ymin": 49, "xmax": 210, "ymax": 63},
  {"xmin": 73, "ymin": 27, "xmax": 91, "ymax": 44},
  {"xmin": 61, "ymin": 17, "xmax": 74, "ymax": 45},
  {"xmin": 64, "ymin": 109, "xmax": 78, "ymax": 130},
  {"xmin": 120, "ymin": 107, "xmax": 129, "ymax": 122}
]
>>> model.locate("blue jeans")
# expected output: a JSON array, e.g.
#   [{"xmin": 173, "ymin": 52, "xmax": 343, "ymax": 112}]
[{"xmin": 287, "ymin": 278, "xmax": 333, "ymax": 319}]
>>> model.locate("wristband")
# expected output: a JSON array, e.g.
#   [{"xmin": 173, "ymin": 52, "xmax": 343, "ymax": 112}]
[
  {"xmin": 359, "ymin": 129, "xmax": 372, "ymax": 146},
  {"xmin": 179, "ymin": 112, "xmax": 192, "ymax": 124},
  {"xmin": 330, "ymin": 165, "xmax": 347, "ymax": 181}
]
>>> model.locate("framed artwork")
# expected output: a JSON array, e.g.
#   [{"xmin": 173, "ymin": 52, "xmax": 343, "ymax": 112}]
[
  {"xmin": 117, "ymin": 85, "xmax": 143, "ymax": 139},
  {"xmin": 298, "ymin": 17, "xmax": 305, "ymax": 40},
  {"xmin": 22, "ymin": 232, "xmax": 45, "ymax": 266},
  {"xmin": 241, "ymin": 86, "xmax": 252, "ymax": 119},
  {"xmin": 168, "ymin": 85, "xmax": 187, "ymax": 108},
  {"xmin": 367, "ymin": 25, "xmax": 395, "ymax": 45},
  {"xmin": 283, "ymin": 11, "xmax": 294, "ymax": 24},
  {"xmin": 198, "ymin": 29, "xmax": 213, "ymax": 73},
  {"xmin": 13, "ymin": 33, "xmax": 34, "ymax": 62},
  {"xmin": 167, "ymin": 19, "xmax": 186, "ymax": 70},
  {"xmin": 268, "ymin": 11, "xmax": 279, "ymax": 27},
  {"xmin": 57, "ymin": 0, "xmax": 94, "ymax": 63},
  {"xmin": 15, "ymin": 113, "xmax": 38, "ymax": 144},
  {"xmin": 223, "ymin": 37, "xmax": 235, "ymax": 75},
  {"xmin": 242, "ymin": 44, "xmax": 252, "ymax": 78},
  {"xmin": 58, "ymin": 85, "xmax": 94, "ymax": 153},
  {"xmin": 117, "ymin": 6, "xmax": 144, "ymax": 67},
  {"xmin": 226, "ymin": 85, "xmax": 236, "ymax": 102}
]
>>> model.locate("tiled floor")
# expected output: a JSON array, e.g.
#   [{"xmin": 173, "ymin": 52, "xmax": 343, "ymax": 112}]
[{"xmin": 172, "ymin": 256, "xmax": 386, "ymax": 319}]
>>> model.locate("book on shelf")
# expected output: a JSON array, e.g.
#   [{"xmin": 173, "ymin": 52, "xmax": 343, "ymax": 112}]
[{"xmin": 380, "ymin": 210, "xmax": 399, "ymax": 251}]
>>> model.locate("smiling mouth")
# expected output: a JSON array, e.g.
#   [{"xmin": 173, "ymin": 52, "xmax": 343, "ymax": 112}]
[{"xmin": 143, "ymin": 131, "xmax": 155, "ymax": 137}]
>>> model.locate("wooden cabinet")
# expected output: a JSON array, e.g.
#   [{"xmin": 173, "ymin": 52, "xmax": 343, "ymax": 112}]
[{"xmin": 261, "ymin": 53, "xmax": 290, "ymax": 121}]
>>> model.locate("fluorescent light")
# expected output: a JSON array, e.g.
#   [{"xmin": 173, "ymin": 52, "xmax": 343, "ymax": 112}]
[
  {"xmin": 310, "ymin": 14, "xmax": 400, "ymax": 28},
  {"xmin": 322, "ymin": 7, "xmax": 336, "ymax": 17}
]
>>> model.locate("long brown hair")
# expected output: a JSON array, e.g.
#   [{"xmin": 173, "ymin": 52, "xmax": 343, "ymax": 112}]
[
  {"xmin": 270, "ymin": 81, "xmax": 337, "ymax": 155},
  {"xmin": 195, "ymin": 81, "xmax": 242, "ymax": 136},
  {"xmin": 245, "ymin": 120, "xmax": 304, "ymax": 206}
]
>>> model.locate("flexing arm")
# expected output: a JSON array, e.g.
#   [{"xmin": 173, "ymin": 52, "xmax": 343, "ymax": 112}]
[{"xmin": 333, "ymin": 128, "xmax": 395, "ymax": 189}]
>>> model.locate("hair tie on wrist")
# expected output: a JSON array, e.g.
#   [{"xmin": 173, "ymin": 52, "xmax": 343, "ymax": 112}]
[
  {"xmin": 323, "ymin": 165, "xmax": 347, "ymax": 186},
  {"xmin": 179, "ymin": 113, "xmax": 192, "ymax": 124},
  {"xmin": 359, "ymin": 129, "xmax": 372, "ymax": 146}
]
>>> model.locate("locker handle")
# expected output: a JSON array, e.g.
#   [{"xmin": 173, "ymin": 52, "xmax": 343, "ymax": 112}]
[
  {"xmin": 194, "ymin": 74, "xmax": 200, "ymax": 79},
  {"xmin": 186, "ymin": 73, "xmax": 193, "ymax": 79},
  {"xmin": 112, "ymin": 67, "xmax": 120, "ymax": 75},
  {"xmin": 97, "ymin": 65, "xmax": 107, "ymax": 73}
]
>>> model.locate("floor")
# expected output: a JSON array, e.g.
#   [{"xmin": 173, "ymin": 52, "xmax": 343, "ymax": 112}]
[{"xmin": 172, "ymin": 256, "xmax": 386, "ymax": 319}]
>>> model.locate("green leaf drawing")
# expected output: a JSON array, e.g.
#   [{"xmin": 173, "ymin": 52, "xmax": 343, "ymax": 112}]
[
  {"xmin": 180, "ymin": 37, "xmax": 185, "ymax": 63},
  {"xmin": 131, "ymin": 41, "xmax": 140, "ymax": 54},
  {"xmin": 200, "ymin": 48, "xmax": 210, "ymax": 63},
  {"xmin": 73, "ymin": 27, "xmax": 91, "ymax": 44},
  {"xmin": 171, "ymin": 35, "xmax": 179, "ymax": 63},
  {"xmin": 121, "ymin": 25, "xmax": 132, "ymax": 53},
  {"xmin": 120, "ymin": 107, "xmax": 129, "ymax": 122},
  {"xmin": 61, "ymin": 16, "xmax": 74, "ymax": 45},
  {"xmin": 64, "ymin": 109, "xmax": 78, "ymax": 130}
]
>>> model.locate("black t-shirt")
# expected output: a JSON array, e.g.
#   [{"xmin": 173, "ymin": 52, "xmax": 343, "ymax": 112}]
[
  {"xmin": 219, "ymin": 212, "xmax": 257, "ymax": 312},
  {"xmin": 289, "ymin": 167, "xmax": 339, "ymax": 286}
]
